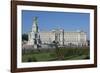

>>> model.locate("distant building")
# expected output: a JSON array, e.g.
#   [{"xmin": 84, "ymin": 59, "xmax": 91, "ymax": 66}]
[{"xmin": 26, "ymin": 17, "xmax": 88, "ymax": 49}]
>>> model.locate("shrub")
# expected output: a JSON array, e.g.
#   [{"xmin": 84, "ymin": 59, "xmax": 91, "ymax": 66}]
[{"xmin": 27, "ymin": 57, "xmax": 37, "ymax": 62}]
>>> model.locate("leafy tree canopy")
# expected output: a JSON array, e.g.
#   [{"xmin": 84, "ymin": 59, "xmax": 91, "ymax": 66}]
[{"xmin": 22, "ymin": 34, "xmax": 28, "ymax": 41}]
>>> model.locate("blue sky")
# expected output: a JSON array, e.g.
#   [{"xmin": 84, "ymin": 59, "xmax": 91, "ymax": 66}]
[{"xmin": 22, "ymin": 10, "xmax": 90, "ymax": 39}]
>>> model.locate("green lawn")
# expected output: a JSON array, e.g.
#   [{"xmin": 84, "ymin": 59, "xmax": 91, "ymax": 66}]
[{"xmin": 22, "ymin": 47, "xmax": 90, "ymax": 62}]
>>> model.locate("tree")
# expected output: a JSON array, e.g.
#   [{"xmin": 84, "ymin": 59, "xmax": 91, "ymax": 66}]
[
  {"xmin": 22, "ymin": 34, "xmax": 28, "ymax": 41},
  {"xmin": 87, "ymin": 40, "xmax": 90, "ymax": 46},
  {"xmin": 52, "ymin": 41, "xmax": 64, "ymax": 60}
]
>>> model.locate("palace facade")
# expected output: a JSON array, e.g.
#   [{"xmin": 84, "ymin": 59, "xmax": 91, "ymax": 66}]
[{"xmin": 26, "ymin": 17, "xmax": 88, "ymax": 49}]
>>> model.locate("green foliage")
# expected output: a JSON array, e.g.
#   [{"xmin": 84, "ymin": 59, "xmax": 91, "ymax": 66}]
[
  {"xmin": 22, "ymin": 52, "xmax": 56, "ymax": 62},
  {"xmin": 27, "ymin": 57, "xmax": 37, "ymax": 62},
  {"xmin": 22, "ymin": 47, "xmax": 90, "ymax": 62},
  {"xmin": 22, "ymin": 34, "xmax": 28, "ymax": 41},
  {"xmin": 61, "ymin": 48, "xmax": 90, "ymax": 60}
]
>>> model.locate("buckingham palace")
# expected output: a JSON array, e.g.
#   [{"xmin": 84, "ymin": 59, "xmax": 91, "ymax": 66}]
[{"xmin": 23, "ymin": 17, "xmax": 88, "ymax": 49}]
